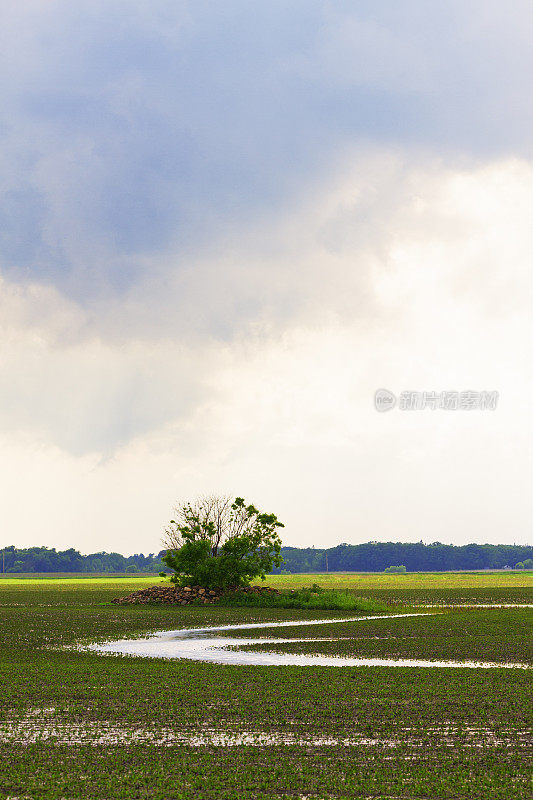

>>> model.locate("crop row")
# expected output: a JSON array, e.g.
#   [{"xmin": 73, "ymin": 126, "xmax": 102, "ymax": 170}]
[
  {"xmin": 0, "ymin": 581, "xmax": 531, "ymax": 799},
  {"xmin": 229, "ymin": 608, "xmax": 533, "ymax": 664}
]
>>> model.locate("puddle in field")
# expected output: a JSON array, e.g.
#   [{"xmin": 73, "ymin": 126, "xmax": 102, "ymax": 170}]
[
  {"xmin": 1, "ymin": 709, "xmax": 530, "ymax": 748},
  {"xmin": 86, "ymin": 613, "xmax": 532, "ymax": 669}
]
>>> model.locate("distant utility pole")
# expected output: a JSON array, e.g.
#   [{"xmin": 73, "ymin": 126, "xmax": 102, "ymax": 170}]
[
  {"xmin": 325, "ymin": 552, "xmax": 328, "ymax": 572},
  {"xmin": 2, "ymin": 550, "xmax": 4, "ymax": 574}
]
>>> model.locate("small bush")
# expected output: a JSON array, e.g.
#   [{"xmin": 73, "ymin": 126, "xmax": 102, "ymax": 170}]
[
  {"xmin": 384, "ymin": 565, "xmax": 407, "ymax": 574},
  {"xmin": 218, "ymin": 587, "xmax": 389, "ymax": 613}
]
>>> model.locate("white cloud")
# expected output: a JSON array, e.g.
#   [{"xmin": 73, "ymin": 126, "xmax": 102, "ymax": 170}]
[{"xmin": 0, "ymin": 153, "xmax": 532, "ymax": 549}]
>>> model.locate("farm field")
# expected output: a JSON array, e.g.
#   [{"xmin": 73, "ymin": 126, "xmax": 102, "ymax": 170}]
[
  {"xmin": 268, "ymin": 570, "xmax": 533, "ymax": 589},
  {"xmin": 268, "ymin": 570, "xmax": 533, "ymax": 606},
  {"xmin": 0, "ymin": 575, "xmax": 531, "ymax": 799},
  {"xmin": 232, "ymin": 608, "xmax": 533, "ymax": 664},
  {"xmin": 1, "ymin": 568, "xmax": 532, "ymax": 597}
]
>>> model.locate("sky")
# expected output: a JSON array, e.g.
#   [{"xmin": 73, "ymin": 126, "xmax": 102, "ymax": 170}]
[{"xmin": 1, "ymin": 1, "xmax": 532, "ymax": 554}]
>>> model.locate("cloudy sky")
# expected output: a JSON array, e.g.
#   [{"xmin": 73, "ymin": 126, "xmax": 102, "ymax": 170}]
[{"xmin": 1, "ymin": 1, "xmax": 532, "ymax": 554}]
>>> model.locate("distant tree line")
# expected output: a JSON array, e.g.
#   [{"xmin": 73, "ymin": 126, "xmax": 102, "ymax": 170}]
[
  {"xmin": 1, "ymin": 541, "xmax": 532, "ymax": 574},
  {"xmin": 0, "ymin": 546, "xmax": 167, "ymax": 574},
  {"xmin": 271, "ymin": 542, "xmax": 533, "ymax": 573}
]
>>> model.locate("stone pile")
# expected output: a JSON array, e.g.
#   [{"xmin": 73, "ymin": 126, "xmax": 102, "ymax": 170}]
[{"xmin": 111, "ymin": 584, "xmax": 280, "ymax": 605}]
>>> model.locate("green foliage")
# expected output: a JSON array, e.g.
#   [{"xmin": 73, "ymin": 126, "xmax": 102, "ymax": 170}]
[
  {"xmin": 0, "ymin": 544, "xmax": 165, "ymax": 574},
  {"xmin": 272, "ymin": 542, "xmax": 533, "ymax": 573},
  {"xmin": 162, "ymin": 496, "xmax": 284, "ymax": 589},
  {"xmin": 219, "ymin": 586, "xmax": 389, "ymax": 612},
  {"xmin": 515, "ymin": 562, "xmax": 525, "ymax": 569},
  {"xmin": 3, "ymin": 541, "xmax": 533, "ymax": 575},
  {"xmin": 384, "ymin": 564, "xmax": 407, "ymax": 574}
]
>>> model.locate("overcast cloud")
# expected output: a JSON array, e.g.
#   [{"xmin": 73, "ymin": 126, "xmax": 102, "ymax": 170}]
[{"xmin": 1, "ymin": 2, "xmax": 532, "ymax": 552}]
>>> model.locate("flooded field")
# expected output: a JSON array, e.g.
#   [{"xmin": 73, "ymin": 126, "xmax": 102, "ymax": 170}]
[
  {"xmin": 0, "ymin": 575, "xmax": 531, "ymax": 799},
  {"xmin": 87, "ymin": 612, "xmax": 533, "ymax": 669}
]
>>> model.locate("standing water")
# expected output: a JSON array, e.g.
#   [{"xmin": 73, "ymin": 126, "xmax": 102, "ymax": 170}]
[{"xmin": 86, "ymin": 613, "xmax": 532, "ymax": 669}]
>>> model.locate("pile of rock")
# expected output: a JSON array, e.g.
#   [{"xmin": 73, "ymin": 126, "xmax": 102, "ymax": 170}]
[{"xmin": 111, "ymin": 584, "xmax": 280, "ymax": 606}]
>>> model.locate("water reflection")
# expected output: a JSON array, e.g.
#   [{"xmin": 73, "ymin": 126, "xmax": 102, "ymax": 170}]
[{"xmin": 87, "ymin": 613, "xmax": 531, "ymax": 669}]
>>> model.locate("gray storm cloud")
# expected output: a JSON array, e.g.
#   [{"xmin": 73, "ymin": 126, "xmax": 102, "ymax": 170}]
[
  {"xmin": 1, "ymin": 0, "xmax": 533, "ymax": 303},
  {"xmin": 0, "ymin": 2, "xmax": 532, "ymax": 550}
]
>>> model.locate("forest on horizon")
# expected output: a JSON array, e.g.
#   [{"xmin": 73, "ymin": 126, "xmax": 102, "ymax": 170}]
[{"xmin": 1, "ymin": 542, "xmax": 532, "ymax": 575}]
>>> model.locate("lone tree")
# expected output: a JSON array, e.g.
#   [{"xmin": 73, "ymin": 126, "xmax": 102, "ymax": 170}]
[{"xmin": 161, "ymin": 495, "xmax": 284, "ymax": 589}]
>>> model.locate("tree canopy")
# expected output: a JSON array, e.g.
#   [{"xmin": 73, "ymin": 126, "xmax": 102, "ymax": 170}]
[
  {"xmin": 1, "ymin": 541, "xmax": 531, "ymax": 575},
  {"xmin": 0, "ymin": 546, "xmax": 166, "ymax": 574},
  {"xmin": 161, "ymin": 495, "xmax": 284, "ymax": 588},
  {"xmin": 272, "ymin": 542, "xmax": 533, "ymax": 573}
]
